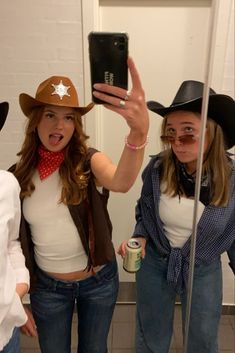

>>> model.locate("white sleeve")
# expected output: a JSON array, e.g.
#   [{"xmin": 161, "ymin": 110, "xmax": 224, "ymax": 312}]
[
  {"xmin": 0, "ymin": 173, "xmax": 11, "ymax": 315},
  {"xmin": 0, "ymin": 171, "xmax": 28, "ymax": 348},
  {"xmin": 0, "ymin": 172, "xmax": 29, "ymax": 312}
]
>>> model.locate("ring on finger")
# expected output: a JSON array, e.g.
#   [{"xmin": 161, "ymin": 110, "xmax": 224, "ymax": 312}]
[
  {"xmin": 124, "ymin": 90, "xmax": 131, "ymax": 101},
  {"xmin": 119, "ymin": 99, "xmax": 126, "ymax": 108}
]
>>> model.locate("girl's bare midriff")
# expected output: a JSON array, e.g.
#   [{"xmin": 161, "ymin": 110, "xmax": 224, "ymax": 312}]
[{"xmin": 46, "ymin": 265, "xmax": 102, "ymax": 281}]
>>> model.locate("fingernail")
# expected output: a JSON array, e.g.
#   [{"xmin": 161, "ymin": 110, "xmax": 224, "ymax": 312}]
[{"xmin": 93, "ymin": 84, "xmax": 101, "ymax": 89}]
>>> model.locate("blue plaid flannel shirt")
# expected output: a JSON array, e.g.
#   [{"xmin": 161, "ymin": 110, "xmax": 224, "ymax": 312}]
[{"xmin": 133, "ymin": 153, "xmax": 235, "ymax": 293}]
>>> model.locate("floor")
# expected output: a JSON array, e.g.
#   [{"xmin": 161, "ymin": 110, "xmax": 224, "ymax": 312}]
[{"xmin": 20, "ymin": 304, "xmax": 235, "ymax": 353}]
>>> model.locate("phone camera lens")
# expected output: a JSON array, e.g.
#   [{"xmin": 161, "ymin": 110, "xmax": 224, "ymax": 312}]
[
  {"xmin": 118, "ymin": 36, "xmax": 125, "ymax": 43},
  {"xmin": 118, "ymin": 43, "xmax": 125, "ymax": 50}
]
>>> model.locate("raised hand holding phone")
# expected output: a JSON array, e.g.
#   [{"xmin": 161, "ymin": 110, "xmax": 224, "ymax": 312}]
[{"xmin": 92, "ymin": 56, "xmax": 149, "ymax": 141}]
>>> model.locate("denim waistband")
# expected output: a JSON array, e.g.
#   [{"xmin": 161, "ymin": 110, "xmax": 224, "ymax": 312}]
[{"xmin": 36, "ymin": 260, "xmax": 117, "ymax": 289}]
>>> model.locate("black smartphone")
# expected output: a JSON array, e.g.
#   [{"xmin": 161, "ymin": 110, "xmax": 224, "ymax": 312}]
[{"xmin": 88, "ymin": 31, "xmax": 129, "ymax": 104}]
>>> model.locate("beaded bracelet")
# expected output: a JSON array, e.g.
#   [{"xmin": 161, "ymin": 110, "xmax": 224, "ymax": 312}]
[{"xmin": 125, "ymin": 135, "xmax": 149, "ymax": 150}]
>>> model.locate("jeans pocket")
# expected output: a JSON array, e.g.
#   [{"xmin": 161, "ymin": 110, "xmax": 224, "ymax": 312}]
[
  {"xmin": 35, "ymin": 269, "xmax": 56, "ymax": 292},
  {"xmin": 100, "ymin": 260, "xmax": 118, "ymax": 283},
  {"xmin": 194, "ymin": 258, "xmax": 221, "ymax": 277}
]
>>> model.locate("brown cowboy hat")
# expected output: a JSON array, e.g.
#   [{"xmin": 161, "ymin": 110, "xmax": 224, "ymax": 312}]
[
  {"xmin": 0, "ymin": 101, "xmax": 9, "ymax": 131},
  {"xmin": 19, "ymin": 76, "xmax": 94, "ymax": 117},
  {"xmin": 147, "ymin": 80, "xmax": 235, "ymax": 149}
]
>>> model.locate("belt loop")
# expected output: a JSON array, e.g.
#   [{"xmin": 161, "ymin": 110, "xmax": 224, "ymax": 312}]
[
  {"xmin": 52, "ymin": 279, "xmax": 57, "ymax": 291},
  {"xmin": 94, "ymin": 271, "xmax": 100, "ymax": 283}
]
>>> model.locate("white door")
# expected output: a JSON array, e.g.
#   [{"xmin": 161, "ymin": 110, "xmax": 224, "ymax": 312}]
[{"xmin": 81, "ymin": 0, "xmax": 232, "ymax": 281}]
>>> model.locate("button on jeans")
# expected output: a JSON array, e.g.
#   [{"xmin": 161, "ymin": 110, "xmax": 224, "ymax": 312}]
[
  {"xmin": 135, "ymin": 243, "xmax": 222, "ymax": 353},
  {"xmin": 0, "ymin": 328, "xmax": 20, "ymax": 353},
  {"xmin": 30, "ymin": 260, "xmax": 119, "ymax": 353}
]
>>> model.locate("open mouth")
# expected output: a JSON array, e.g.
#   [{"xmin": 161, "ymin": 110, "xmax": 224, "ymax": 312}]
[{"xmin": 49, "ymin": 134, "xmax": 63, "ymax": 146}]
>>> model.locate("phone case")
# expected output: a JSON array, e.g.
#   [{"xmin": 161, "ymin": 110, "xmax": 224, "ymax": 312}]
[{"xmin": 88, "ymin": 31, "xmax": 128, "ymax": 104}]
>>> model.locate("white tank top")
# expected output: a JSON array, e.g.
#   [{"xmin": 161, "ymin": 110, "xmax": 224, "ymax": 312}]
[
  {"xmin": 23, "ymin": 170, "xmax": 88, "ymax": 272},
  {"xmin": 159, "ymin": 191, "xmax": 205, "ymax": 248}
]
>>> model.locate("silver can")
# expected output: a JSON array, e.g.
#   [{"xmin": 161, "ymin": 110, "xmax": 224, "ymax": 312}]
[{"xmin": 123, "ymin": 238, "xmax": 142, "ymax": 273}]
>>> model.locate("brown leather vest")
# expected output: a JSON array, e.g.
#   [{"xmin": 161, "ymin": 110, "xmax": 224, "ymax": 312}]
[{"xmin": 11, "ymin": 148, "xmax": 116, "ymax": 292}]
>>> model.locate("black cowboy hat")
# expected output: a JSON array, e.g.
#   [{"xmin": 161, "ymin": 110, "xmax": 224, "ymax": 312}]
[
  {"xmin": 147, "ymin": 80, "xmax": 235, "ymax": 149},
  {"xmin": 0, "ymin": 101, "xmax": 9, "ymax": 131}
]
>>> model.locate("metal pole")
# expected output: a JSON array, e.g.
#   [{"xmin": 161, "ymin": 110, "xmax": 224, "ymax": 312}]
[{"xmin": 183, "ymin": 1, "xmax": 219, "ymax": 352}]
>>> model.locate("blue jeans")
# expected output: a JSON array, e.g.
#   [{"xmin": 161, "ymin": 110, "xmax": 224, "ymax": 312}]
[
  {"xmin": 30, "ymin": 260, "xmax": 119, "ymax": 353},
  {"xmin": 135, "ymin": 243, "xmax": 222, "ymax": 353},
  {"xmin": 0, "ymin": 328, "xmax": 20, "ymax": 353}
]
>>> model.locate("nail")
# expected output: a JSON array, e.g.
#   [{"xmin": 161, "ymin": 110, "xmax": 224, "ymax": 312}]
[{"xmin": 93, "ymin": 91, "xmax": 100, "ymax": 97}]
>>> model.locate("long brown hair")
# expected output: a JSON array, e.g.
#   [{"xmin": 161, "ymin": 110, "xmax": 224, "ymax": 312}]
[
  {"xmin": 14, "ymin": 106, "xmax": 90, "ymax": 205},
  {"xmin": 160, "ymin": 115, "xmax": 232, "ymax": 206}
]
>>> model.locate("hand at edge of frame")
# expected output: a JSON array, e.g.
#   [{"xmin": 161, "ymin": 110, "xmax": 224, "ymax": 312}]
[{"xmin": 20, "ymin": 306, "xmax": 38, "ymax": 338}]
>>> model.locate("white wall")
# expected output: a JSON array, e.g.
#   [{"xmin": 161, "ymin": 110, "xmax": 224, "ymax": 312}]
[
  {"xmin": 0, "ymin": 0, "xmax": 85, "ymax": 168},
  {"xmin": 221, "ymin": 0, "xmax": 234, "ymax": 97},
  {"xmin": 0, "ymin": 0, "xmax": 234, "ymax": 303}
]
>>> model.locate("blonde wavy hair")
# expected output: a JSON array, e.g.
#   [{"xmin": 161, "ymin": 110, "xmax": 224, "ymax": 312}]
[
  {"xmin": 160, "ymin": 115, "xmax": 232, "ymax": 206},
  {"xmin": 14, "ymin": 106, "xmax": 90, "ymax": 205}
]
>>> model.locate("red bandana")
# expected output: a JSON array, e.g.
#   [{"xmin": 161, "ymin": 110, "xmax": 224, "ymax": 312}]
[{"xmin": 37, "ymin": 145, "xmax": 65, "ymax": 180}]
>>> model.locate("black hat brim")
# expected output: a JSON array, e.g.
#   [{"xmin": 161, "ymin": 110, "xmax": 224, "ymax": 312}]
[{"xmin": 0, "ymin": 102, "xmax": 9, "ymax": 131}]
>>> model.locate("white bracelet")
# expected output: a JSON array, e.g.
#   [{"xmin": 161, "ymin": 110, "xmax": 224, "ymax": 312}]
[{"xmin": 125, "ymin": 135, "xmax": 149, "ymax": 150}]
